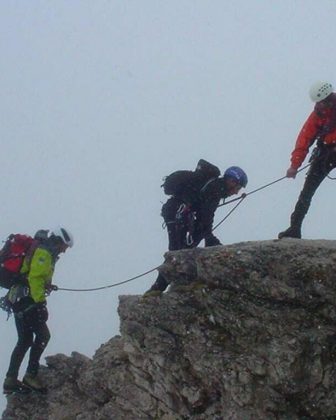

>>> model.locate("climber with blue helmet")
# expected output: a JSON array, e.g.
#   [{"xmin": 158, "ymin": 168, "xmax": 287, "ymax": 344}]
[
  {"xmin": 224, "ymin": 166, "xmax": 248, "ymax": 186},
  {"xmin": 144, "ymin": 160, "xmax": 247, "ymax": 296}
]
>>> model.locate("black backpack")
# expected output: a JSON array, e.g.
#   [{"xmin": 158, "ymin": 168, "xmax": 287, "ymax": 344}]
[{"xmin": 162, "ymin": 159, "xmax": 221, "ymax": 196}]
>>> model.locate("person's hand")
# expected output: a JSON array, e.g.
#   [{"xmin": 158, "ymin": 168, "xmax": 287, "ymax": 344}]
[
  {"xmin": 45, "ymin": 284, "xmax": 58, "ymax": 296},
  {"xmin": 286, "ymin": 167, "xmax": 298, "ymax": 179}
]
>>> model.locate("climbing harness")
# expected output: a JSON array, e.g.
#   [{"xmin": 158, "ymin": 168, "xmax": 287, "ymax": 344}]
[
  {"xmin": 0, "ymin": 296, "xmax": 13, "ymax": 319},
  {"xmin": 0, "ymin": 284, "xmax": 32, "ymax": 319},
  {"xmin": 175, "ymin": 203, "xmax": 196, "ymax": 247},
  {"xmin": 304, "ymin": 143, "xmax": 336, "ymax": 180},
  {"xmin": 323, "ymin": 146, "xmax": 336, "ymax": 180}
]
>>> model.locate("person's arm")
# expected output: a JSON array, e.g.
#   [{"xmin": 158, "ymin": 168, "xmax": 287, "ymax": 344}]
[
  {"xmin": 27, "ymin": 248, "xmax": 53, "ymax": 303},
  {"xmin": 287, "ymin": 111, "xmax": 320, "ymax": 177},
  {"xmin": 193, "ymin": 182, "xmax": 222, "ymax": 246},
  {"xmin": 193, "ymin": 203, "xmax": 221, "ymax": 246}
]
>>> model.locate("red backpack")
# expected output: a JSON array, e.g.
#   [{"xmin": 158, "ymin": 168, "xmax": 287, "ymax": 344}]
[{"xmin": 0, "ymin": 234, "xmax": 37, "ymax": 289}]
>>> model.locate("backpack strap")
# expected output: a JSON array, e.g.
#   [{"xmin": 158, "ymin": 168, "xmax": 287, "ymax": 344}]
[
  {"xmin": 199, "ymin": 177, "xmax": 217, "ymax": 195},
  {"xmin": 23, "ymin": 240, "xmax": 39, "ymax": 268}
]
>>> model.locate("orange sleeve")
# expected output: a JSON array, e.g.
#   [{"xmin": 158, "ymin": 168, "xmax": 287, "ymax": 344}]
[{"xmin": 290, "ymin": 111, "xmax": 320, "ymax": 169}]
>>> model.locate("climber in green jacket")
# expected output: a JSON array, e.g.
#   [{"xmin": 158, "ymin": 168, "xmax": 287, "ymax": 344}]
[{"xmin": 3, "ymin": 227, "xmax": 74, "ymax": 395}]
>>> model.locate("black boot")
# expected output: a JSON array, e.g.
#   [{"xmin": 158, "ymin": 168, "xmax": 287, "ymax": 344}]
[
  {"xmin": 278, "ymin": 225, "xmax": 301, "ymax": 239},
  {"xmin": 278, "ymin": 195, "xmax": 307, "ymax": 239},
  {"xmin": 23, "ymin": 373, "xmax": 47, "ymax": 394},
  {"xmin": 143, "ymin": 274, "xmax": 168, "ymax": 298},
  {"xmin": 3, "ymin": 377, "xmax": 30, "ymax": 395},
  {"xmin": 279, "ymin": 161, "xmax": 328, "ymax": 240}
]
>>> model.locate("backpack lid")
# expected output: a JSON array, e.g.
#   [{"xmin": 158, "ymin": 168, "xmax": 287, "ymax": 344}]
[{"xmin": 195, "ymin": 159, "xmax": 221, "ymax": 178}]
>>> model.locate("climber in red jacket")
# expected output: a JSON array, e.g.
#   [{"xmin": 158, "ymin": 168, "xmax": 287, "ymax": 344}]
[{"xmin": 279, "ymin": 81, "xmax": 336, "ymax": 239}]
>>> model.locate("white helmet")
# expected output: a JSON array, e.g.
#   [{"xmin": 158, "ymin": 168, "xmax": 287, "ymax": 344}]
[
  {"xmin": 309, "ymin": 81, "xmax": 333, "ymax": 102},
  {"xmin": 51, "ymin": 226, "xmax": 74, "ymax": 248}
]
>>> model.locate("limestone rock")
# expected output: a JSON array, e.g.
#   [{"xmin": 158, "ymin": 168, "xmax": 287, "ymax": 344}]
[{"xmin": 3, "ymin": 239, "xmax": 336, "ymax": 419}]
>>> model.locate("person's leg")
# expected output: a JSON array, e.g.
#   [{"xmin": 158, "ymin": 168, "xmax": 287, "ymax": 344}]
[
  {"xmin": 279, "ymin": 151, "xmax": 335, "ymax": 238},
  {"xmin": 4, "ymin": 313, "xmax": 33, "ymax": 392},
  {"xmin": 144, "ymin": 198, "xmax": 193, "ymax": 296},
  {"xmin": 26, "ymin": 322, "xmax": 50, "ymax": 376},
  {"xmin": 145, "ymin": 273, "xmax": 168, "ymax": 294},
  {"xmin": 161, "ymin": 197, "xmax": 183, "ymax": 251},
  {"xmin": 23, "ymin": 306, "xmax": 50, "ymax": 392}
]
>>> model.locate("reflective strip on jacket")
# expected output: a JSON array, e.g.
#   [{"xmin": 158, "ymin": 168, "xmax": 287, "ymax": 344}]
[
  {"xmin": 290, "ymin": 107, "xmax": 336, "ymax": 169},
  {"xmin": 21, "ymin": 247, "xmax": 54, "ymax": 303}
]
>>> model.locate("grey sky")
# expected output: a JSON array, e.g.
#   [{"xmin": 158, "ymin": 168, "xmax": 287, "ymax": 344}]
[{"xmin": 1, "ymin": 0, "xmax": 336, "ymax": 412}]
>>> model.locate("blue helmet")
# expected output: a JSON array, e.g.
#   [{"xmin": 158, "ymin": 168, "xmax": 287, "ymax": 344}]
[{"xmin": 224, "ymin": 166, "xmax": 248, "ymax": 188}]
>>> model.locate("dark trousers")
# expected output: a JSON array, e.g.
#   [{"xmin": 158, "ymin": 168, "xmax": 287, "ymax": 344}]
[
  {"xmin": 161, "ymin": 197, "xmax": 193, "ymax": 251},
  {"xmin": 6, "ymin": 305, "xmax": 50, "ymax": 379},
  {"xmin": 150, "ymin": 198, "xmax": 192, "ymax": 292},
  {"xmin": 290, "ymin": 146, "xmax": 336, "ymax": 229}
]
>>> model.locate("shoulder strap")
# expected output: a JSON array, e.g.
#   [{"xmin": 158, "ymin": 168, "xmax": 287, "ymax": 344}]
[
  {"xmin": 21, "ymin": 240, "xmax": 39, "ymax": 272},
  {"xmin": 199, "ymin": 177, "xmax": 217, "ymax": 195}
]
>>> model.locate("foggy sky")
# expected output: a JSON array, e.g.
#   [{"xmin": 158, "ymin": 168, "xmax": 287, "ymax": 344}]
[{"xmin": 1, "ymin": 0, "xmax": 336, "ymax": 412}]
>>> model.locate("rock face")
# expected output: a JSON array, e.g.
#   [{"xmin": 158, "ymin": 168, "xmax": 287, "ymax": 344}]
[{"xmin": 3, "ymin": 239, "xmax": 336, "ymax": 419}]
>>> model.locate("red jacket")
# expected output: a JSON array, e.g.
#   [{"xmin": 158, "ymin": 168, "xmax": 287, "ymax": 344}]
[{"xmin": 290, "ymin": 97, "xmax": 336, "ymax": 169}]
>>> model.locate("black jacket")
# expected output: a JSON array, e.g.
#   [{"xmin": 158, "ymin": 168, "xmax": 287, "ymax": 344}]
[{"xmin": 173, "ymin": 175, "xmax": 228, "ymax": 247}]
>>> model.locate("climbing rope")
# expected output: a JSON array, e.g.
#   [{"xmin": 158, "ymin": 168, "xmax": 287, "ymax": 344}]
[
  {"xmin": 57, "ymin": 266, "xmax": 160, "ymax": 292},
  {"xmin": 212, "ymin": 195, "xmax": 246, "ymax": 231},
  {"xmin": 218, "ymin": 163, "xmax": 311, "ymax": 207},
  {"xmin": 213, "ymin": 163, "xmax": 312, "ymax": 231},
  {"xmin": 57, "ymin": 164, "xmax": 312, "ymax": 293}
]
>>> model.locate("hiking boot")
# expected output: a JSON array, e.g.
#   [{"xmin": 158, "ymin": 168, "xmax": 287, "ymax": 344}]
[
  {"xmin": 3, "ymin": 377, "xmax": 29, "ymax": 394},
  {"xmin": 23, "ymin": 373, "xmax": 47, "ymax": 394},
  {"xmin": 278, "ymin": 226, "xmax": 302, "ymax": 239},
  {"xmin": 142, "ymin": 290, "xmax": 163, "ymax": 299}
]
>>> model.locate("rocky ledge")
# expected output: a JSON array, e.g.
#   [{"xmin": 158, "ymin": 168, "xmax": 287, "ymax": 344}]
[{"xmin": 3, "ymin": 239, "xmax": 336, "ymax": 419}]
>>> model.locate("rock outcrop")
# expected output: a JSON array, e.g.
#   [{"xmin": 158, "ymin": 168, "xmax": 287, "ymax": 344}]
[{"xmin": 3, "ymin": 239, "xmax": 336, "ymax": 419}]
